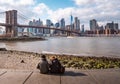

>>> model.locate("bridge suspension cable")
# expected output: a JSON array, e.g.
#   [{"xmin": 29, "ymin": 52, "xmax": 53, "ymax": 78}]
[
  {"xmin": 17, "ymin": 10, "xmax": 35, "ymax": 25},
  {"xmin": 17, "ymin": 12, "xmax": 31, "ymax": 24},
  {"xmin": 18, "ymin": 12, "xmax": 30, "ymax": 20},
  {"xmin": 0, "ymin": 11, "xmax": 5, "ymax": 23},
  {"xmin": 18, "ymin": 14, "xmax": 29, "ymax": 21}
]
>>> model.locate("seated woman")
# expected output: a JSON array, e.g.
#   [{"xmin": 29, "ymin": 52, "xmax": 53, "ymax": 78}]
[{"xmin": 49, "ymin": 56, "xmax": 65, "ymax": 74}]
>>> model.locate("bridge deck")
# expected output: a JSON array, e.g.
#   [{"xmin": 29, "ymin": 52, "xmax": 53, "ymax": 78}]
[{"xmin": 0, "ymin": 23, "xmax": 81, "ymax": 34}]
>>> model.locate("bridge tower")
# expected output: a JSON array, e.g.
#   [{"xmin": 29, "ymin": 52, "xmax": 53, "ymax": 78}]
[{"xmin": 6, "ymin": 10, "xmax": 17, "ymax": 37}]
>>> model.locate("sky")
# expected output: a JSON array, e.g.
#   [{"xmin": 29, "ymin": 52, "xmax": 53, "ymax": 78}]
[{"xmin": 0, "ymin": 0, "xmax": 120, "ymax": 30}]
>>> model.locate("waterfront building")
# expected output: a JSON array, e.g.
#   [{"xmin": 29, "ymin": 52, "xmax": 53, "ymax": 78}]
[
  {"xmin": 105, "ymin": 21, "xmax": 119, "ymax": 35},
  {"xmin": 74, "ymin": 17, "xmax": 80, "ymax": 32},
  {"xmin": 71, "ymin": 23, "xmax": 74, "ymax": 31},
  {"xmin": 55, "ymin": 22, "xmax": 59, "ymax": 28},
  {"xmin": 44, "ymin": 19, "xmax": 54, "ymax": 36},
  {"xmin": 90, "ymin": 19, "xmax": 98, "ymax": 31},
  {"xmin": 98, "ymin": 26, "xmax": 104, "ymax": 30},
  {"xmin": 54, "ymin": 22, "xmax": 60, "ymax": 34},
  {"xmin": 17, "ymin": 27, "xmax": 24, "ymax": 36},
  {"xmin": 106, "ymin": 21, "xmax": 114, "ymax": 29},
  {"xmin": 114, "ymin": 23, "xmax": 119, "ymax": 30},
  {"xmin": 105, "ymin": 21, "xmax": 119, "ymax": 30},
  {"xmin": 50, "ymin": 23, "xmax": 54, "ymax": 35},
  {"xmin": 28, "ymin": 21, "xmax": 33, "ymax": 33},
  {"xmin": 81, "ymin": 24, "xmax": 84, "ymax": 33},
  {"xmin": 66, "ymin": 25, "xmax": 71, "ymax": 36},
  {"xmin": 38, "ymin": 20, "xmax": 44, "ymax": 35},
  {"xmin": 28, "ymin": 19, "xmax": 43, "ymax": 36},
  {"xmin": 37, "ymin": 19, "xmax": 42, "ymax": 34},
  {"xmin": 45, "ymin": 19, "xmax": 51, "ymax": 34},
  {"xmin": 32, "ymin": 19, "xmax": 37, "ymax": 34},
  {"xmin": 60, "ymin": 18, "xmax": 65, "ymax": 34}
]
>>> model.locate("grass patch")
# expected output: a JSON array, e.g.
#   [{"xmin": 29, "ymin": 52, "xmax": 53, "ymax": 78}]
[{"xmin": 45, "ymin": 54, "xmax": 120, "ymax": 69}]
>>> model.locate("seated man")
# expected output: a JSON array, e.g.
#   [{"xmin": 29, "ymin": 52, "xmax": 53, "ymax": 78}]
[
  {"xmin": 49, "ymin": 56, "xmax": 65, "ymax": 74},
  {"xmin": 37, "ymin": 55, "xmax": 49, "ymax": 74}
]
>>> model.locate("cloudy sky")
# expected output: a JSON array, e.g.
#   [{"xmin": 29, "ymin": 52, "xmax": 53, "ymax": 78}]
[{"xmin": 0, "ymin": 0, "xmax": 120, "ymax": 30}]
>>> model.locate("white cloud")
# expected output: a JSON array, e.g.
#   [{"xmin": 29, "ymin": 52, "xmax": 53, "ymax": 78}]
[
  {"xmin": 0, "ymin": 0, "xmax": 36, "ymax": 24},
  {"xmin": 48, "ymin": 7, "xmax": 74, "ymax": 24},
  {"xmin": 73, "ymin": 0, "xmax": 95, "ymax": 6},
  {"xmin": 72, "ymin": 0, "xmax": 120, "ymax": 28},
  {"xmin": 0, "ymin": 0, "xmax": 35, "ymax": 6},
  {"xmin": 32, "ymin": 3, "xmax": 52, "ymax": 17},
  {"xmin": 0, "ymin": 0, "xmax": 35, "ymax": 15}
]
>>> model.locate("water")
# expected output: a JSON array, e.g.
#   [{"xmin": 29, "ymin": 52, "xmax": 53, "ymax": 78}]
[{"xmin": 0, "ymin": 37, "xmax": 120, "ymax": 57}]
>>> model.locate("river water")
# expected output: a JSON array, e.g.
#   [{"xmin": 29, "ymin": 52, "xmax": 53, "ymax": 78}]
[{"xmin": 0, "ymin": 37, "xmax": 120, "ymax": 57}]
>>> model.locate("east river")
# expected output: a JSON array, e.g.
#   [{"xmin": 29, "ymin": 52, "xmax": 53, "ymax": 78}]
[{"xmin": 0, "ymin": 37, "xmax": 120, "ymax": 58}]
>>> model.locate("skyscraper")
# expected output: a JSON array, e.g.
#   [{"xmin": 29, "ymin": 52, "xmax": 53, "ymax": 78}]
[
  {"xmin": 28, "ymin": 21, "xmax": 33, "ymax": 33},
  {"xmin": 70, "ymin": 15, "xmax": 73, "ymax": 25},
  {"xmin": 36, "ymin": 19, "xmax": 43, "ymax": 34},
  {"xmin": 54, "ymin": 22, "xmax": 60, "ymax": 34},
  {"xmin": 81, "ymin": 24, "xmax": 84, "ymax": 33},
  {"xmin": 90, "ymin": 19, "xmax": 98, "ymax": 31},
  {"xmin": 45, "ymin": 19, "xmax": 51, "ymax": 34},
  {"xmin": 106, "ymin": 21, "xmax": 119, "ymax": 30},
  {"xmin": 28, "ymin": 19, "xmax": 42, "ymax": 36},
  {"xmin": 70, "ymin": 14, "xmax": 73, "ymax": 30},
  {"xmin": 55, "ymin": 22, "xmax": 59, "ymax": 28},
  {"xmin": 60, "ymin": 18, "xmax": 65, "ymax": 34},
  {"xmin": 114, "ymin": 23, "xmax": 119, "ymax": 30},
  {"xmin": 74, "ymin": 17, "xmax": 80, "ymax": 32}
]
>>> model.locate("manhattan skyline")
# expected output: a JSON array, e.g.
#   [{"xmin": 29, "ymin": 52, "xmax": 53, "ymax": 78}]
[{"xmin": 0, "ymin": 0, "xmax": 120, "ymax": 30}]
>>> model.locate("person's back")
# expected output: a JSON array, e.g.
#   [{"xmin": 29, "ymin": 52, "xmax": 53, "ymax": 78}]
[
  {"xmin": 49, "ymin": 57, "xmax": 65, "ymax": 74},
  {"xmin": 37, "ymin": 55, "xmax": 49, "ymax": 74},
  {"xmin": 50, "ymin": 58, "xmax": 61, "ymax": 73}
]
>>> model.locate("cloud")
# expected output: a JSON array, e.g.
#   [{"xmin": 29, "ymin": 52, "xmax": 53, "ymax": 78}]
[
  {"xmin": 32, "ymin": 3, "xmax": 52, "ymax": 18},
  {"xmin": 33, "ymin": 0, "xmax": 120, "ymax": 29},
  {"xmin": 0, "ymin": 0, "xmax": 36, "ymax": 24},
  {"xmin": 0, "ymin": 0, "xmax": 35, "ymax": 14},
  {"xmin": 72, "ymin": 0, "xmax": 120, "ymax": 28},
  {"xmin": 48, "ymin": 7, "xmax": 74, "ymax": 24},
  {"xmin": 73, "ymin": 0, "xmax": 95, "ymax": 6},
  {"xmin": 0, "ymin": 0, "xmax": 35, "ymax": 6}
]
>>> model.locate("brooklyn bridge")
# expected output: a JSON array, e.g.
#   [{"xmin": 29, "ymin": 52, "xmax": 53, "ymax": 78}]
[
  {"xmin": 0, "ymin": 10, "xmax": 120, "ymax": 37},
  {"xmin": 0, "ymin": 10, "xmax": 80, "ymax": 37}
]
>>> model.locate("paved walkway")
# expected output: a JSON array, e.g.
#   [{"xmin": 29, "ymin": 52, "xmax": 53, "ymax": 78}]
[{"xmin": 0, "ymin": 68, "xmax": 120, "ymax": 84}]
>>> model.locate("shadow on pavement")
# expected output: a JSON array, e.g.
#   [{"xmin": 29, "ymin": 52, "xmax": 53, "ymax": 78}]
[
  {"xmin": 38, "ymin": 71, "xmax": 87, "ymax": 77},
  {"xmin": 61, "ymin": 71, "xmax": 87, "ymax": 76}
]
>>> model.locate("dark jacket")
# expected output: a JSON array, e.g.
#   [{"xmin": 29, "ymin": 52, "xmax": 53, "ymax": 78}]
[
  {"xmin": 37, "ymin": 58, "xmax": 49, "ymax": 74},
  {"xmin": 49, "ymin": 58, "xmax": 62, "ymax": 73}
]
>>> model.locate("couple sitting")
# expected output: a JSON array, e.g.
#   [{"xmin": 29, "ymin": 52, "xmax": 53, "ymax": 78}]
[{"xmin": 37, "ymin": 55, "xmax": 65, "ymax": 74}]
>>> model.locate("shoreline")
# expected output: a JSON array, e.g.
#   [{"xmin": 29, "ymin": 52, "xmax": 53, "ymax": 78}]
[
  {"xmin": 0, "ymin": 50, "xmax": 120, "ymax": 70},
  {"xmin": 0, "ymin": 37, "xmax": 46, "ymax": 41}
]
